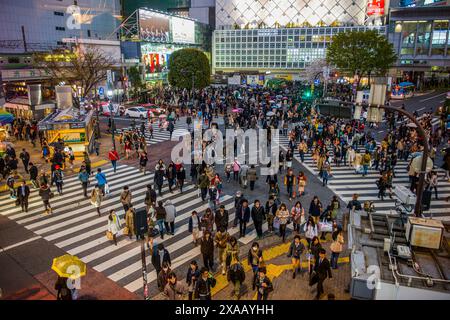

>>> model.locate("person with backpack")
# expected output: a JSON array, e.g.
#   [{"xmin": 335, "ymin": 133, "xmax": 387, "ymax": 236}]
[
  {"xmin": 265, "ymin": 196, "xmax": 278, "ymax": 234},
  {"xmin": 144, "ymin": 184, "xmax": 157, "ymax": 212},
  {"xmin": 39, "ymin": 183, "xmax": 53, "ymax": 215},
  {"xmin": 227, "ymin": 257, "xmax": 246, "ymax": 300},
  {"xmin": 51, "ymin": 165, "xmax": 64, "ymax": 195},
  {"xmin": 94, "ymin": 168, "xmax": 107, "ymax": 196},
  {"xmin": 120, "ymin": 186, "xmax": 132, "ymax": 213},
  {"xmin": 232, "ymin": 158, "xmax": 240, "ymax": 182},
  {"xmin": 6, "ymin": 173, "xmax": 16, "ymax": 199},
  {"xmin": 287, "ymin": 235, "xmax": 306, "ymax": 279}
]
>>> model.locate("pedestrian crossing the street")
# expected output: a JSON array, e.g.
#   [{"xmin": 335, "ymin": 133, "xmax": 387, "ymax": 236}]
[
  {"xmin": 278, "ymin": 134, "xmax": 450, "ymax": 221},
  {"xmin": 0, "ymin": 164, "xmax": 273, "ymax": 296},
  {"xmin": 116, "ymin": 119, "xmax": 191, "ymax": 145}
]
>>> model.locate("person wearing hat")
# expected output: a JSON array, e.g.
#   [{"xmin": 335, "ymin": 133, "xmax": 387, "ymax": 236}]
[{"xmin": 52, "ymin": 165, "xmax": 64, "ymax": 195}]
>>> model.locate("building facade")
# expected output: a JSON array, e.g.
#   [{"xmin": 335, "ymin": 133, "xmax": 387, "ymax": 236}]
[
  {"xmin": 0, "ymin": 0, "xmax": 122, "ymax": 53},
  {"xmin": 121, "ymin": 8, "xmax": 211, "ymax": 85},
  {"xmin": 388, "ymin": 6, "xmax": 450, "ymax": 86},
  {"xmin": 212, "ymin": 0, "xmax": 387, "ymax": 75},
  {"xmin": 213, "ymin": 26, "xmax": 386, "ymax": 74}
]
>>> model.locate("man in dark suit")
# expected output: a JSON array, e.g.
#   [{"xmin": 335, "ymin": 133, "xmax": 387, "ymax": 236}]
[
  {"xmin": 16, "ymin": 180, "xmax": 30, "ymax": 212},
  {"xmin": 151, "ymin": 243, "xmax": 171, "ymax": 276},
  {"xmin": 309, "ymin": 248, "xmax": 332, "ymax": 299}
]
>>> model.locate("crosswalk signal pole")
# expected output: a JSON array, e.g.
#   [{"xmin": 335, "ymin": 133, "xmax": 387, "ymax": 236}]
[{"xmin": 141, "ymin": 240, "xmax": 150, "ymax": 300}]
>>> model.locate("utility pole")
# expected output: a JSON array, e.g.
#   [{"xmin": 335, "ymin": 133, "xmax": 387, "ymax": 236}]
[{"xmin": 141, "ymin": 241, "xmax": 150, "ymax": 300}]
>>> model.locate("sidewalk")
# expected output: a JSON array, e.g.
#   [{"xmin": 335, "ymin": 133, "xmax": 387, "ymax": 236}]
[{"xmin": 0, "ymin": 212, "xmax": 139, "ymax": 300}]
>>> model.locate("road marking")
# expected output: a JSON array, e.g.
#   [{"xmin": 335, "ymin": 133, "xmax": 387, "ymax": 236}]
[
  {"xmin": 417, "ymin": 107, "xmax": 426, "ymax": 112},
  {"xmin": 0, "ymin": 236, "xmax": 42, "ymax": 252},
  {"xmin": 420, "ymin": 93, "xmax": 446, "ymax": 102}
]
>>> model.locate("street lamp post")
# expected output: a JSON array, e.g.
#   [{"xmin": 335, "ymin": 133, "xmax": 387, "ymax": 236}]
[
  {"xmin": 342, "ymin": 100, "xmax": 429, "ymax": 217},
  {"xmin": 107, "ymin": 90, "xmax": 116, "ymax": 151}
]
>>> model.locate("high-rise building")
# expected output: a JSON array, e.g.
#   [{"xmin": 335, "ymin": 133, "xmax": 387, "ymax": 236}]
[
  {"xmin": 213, "ymin": 0, "xmax": 387, "ymax": 76},
  {"xmin": 0, "ymin": 0, "xmax": 122, "ymax": 53}
]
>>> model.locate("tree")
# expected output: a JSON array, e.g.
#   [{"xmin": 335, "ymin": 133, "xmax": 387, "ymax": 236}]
[
  {"xmin": 168, "ymin": 48, "xmax": 210, "ymax": 90},
  {"xmin": 34, "ymin": 46, "xmax": 115, "ymax": 105},
  {"xmin": 127, "ymin": 66, "xmax": 144, "ymax": 99},
  {"xmin": 326, "ymin": 30, "xmax": 397, "ymax": 87}
]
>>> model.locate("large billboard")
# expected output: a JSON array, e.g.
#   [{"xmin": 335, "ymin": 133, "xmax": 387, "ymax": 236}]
[
  {"xmin": 171, "ymin": 16, "xmax": 195, "ymax": 44},
  {"xmin": 139, "ymin": 9, "xmax": 170, "ymax": 42},
  {"xmin": 367, "ymin": 0, "xmax": 385, "ymax": 16}
]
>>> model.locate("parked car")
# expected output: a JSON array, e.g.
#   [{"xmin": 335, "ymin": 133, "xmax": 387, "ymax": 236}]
[{"xmin": 124, "ymin": 106, "xmax": 154, "ymax": 119}]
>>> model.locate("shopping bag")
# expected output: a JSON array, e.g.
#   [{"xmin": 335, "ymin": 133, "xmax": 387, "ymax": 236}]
[
  {"xmin": 106, "ymin": 231, "xmax": 113, "ymax": 240},
  {"xmin": 122, "ymin": 226, "xmax": 129, "ymax": 235},
  {"xmin": 318, "ymin": 219, "xmax": 333, "ymax": 233},
  {"xmin": 105, "ymin": 183, "xmax": 110, "ymax": 194}
]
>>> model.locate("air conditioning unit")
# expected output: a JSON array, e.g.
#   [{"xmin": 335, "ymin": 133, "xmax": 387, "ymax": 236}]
[{"xmin": 406, "ymin": 217, "xmax": 444, "ymax": 249}]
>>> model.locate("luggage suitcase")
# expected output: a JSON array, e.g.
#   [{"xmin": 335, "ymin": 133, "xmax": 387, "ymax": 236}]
[{"xmin": 422, "ymin": 189, "xmax": 432, "ymax": 211}]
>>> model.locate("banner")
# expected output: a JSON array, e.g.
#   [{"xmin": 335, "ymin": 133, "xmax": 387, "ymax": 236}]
[
  {"xmin": 171, "ymin": 17, "xmax": 195, "ymax": 44},
  {"xmin": 367, "ymin": 0, "xmax": 385, "ymax": 16}
]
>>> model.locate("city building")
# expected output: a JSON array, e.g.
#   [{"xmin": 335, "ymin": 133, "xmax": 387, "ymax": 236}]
[
  {"xmin": 212, "ymin": 0, "xmax": 387, "ymax": 78},
  {"xmin": 122, "ymin": 0, "xmax": 216, "ymax": 27},
  {"xmin": 0, "ymin": 0, "xmax": 123, "ymax": 117},
  {"xmin": 0, "ymin": 0, "xmax": 122, "ymax": 53},
  {"xmin": 387, "ymin": 5, "xmax": 450, "ymax": 87},
  {"xmin": 120, "ymin": 8, "xmax": 211, "ymax": 85}
]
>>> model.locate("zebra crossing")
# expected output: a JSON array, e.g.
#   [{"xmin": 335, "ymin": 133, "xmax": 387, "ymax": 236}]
[
  {"xmin": 0, "ymin": 163, "xmax": 273, "ymax": 296},
  {"xmin": 116, "ymin": 118, "xmax": 191, "ymax": 145},
  {"xmin": 278, "ymin": 135, "xmax": 450, "ymax": 221}
]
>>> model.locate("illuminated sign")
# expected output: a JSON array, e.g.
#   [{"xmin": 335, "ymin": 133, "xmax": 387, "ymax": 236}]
[
  {"xmin": 139, "ymin": 9, "xmax": 170, "ymax": 43},
  {"xmin": 171, "ymin": 17, "xmax": 195, "ymax": 44},
  {"xmin": 367, "ymin": 0, "xmax": 385, "ymax": 16}
]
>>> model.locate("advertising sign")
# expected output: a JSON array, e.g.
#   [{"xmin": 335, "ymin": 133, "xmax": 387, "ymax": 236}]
[
  {"xmin": 367, "ymin": 0, "xmax": 385, "ymax": 16},
  {"xmin": 228, "ymin": 75, "xmax": 241, "ymax": 85},
  {"xmin": 171, "ymin": 17, "xmax": 195, "ymax": 44},
  {"xmin": 247, "ymin": 75, "xmax": 264, "ymax": 86},
  {"xmin": 139, "ymin": 9, "xmax": 170, "ymax": 42}
]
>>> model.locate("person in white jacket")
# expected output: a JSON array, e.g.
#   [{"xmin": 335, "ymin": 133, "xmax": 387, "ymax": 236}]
[
  {"xmin": 164, "ymin": 200, "xmax": 177, "ymax": 236},
  {"xmin": 304, "ymin": 216, "xmax": 318, "ymax": 247},
  {"xmin": 107, "ymin": 209, "xmax": 121, "ymax": 246}
]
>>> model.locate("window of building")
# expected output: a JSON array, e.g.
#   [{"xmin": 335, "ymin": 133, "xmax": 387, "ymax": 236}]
[
  {"xmin": 54, "ymin": 11, "xmax": 64, "ymax": 16},
  {"xmin": 56, "ymin": 26, "xmax": 65, "ymax": 31},
  {"xmin": 431, "ymin": 20, "xmax": 449, "ymax": 55},
  {"xmin": 416, "ymin": 22, "xmax": 432, "ymax": 55},
  {"xmin": 87, "ymin": 30, "xmax": 91, "ymax": 37}
]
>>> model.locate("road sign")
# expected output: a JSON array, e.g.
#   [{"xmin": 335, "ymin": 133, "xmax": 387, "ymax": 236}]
[{"xmin": 98, "ymin": 87, "xmax": 104, "ymax": 96}]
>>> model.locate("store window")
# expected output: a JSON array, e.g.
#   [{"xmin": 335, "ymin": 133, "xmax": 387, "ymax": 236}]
[
  {"xmin": 401, "ymin": 22, "xmax": 416, "ymax": 54},
  {"xmin": 431, "ymin": 20, "xmax": 449, "ymax": 55},
  {"xmin": 416, "ymin": 22, "xmax": 432, "ymax": 55}
]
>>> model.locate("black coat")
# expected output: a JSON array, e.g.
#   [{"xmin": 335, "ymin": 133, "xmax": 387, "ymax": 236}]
[
  {"xmin": 16, "ymin": 185, "xmax": 30, "ymax": 201},
  {"xmin": 237, "ymin": 206, "xmax": 251, "ymax": 223},
  {"xmin": 155, "ymin": 169, "xmax": 165, "ymax": 186},
  {"xmin": 313, "ymin": 258, "xmax": 332, "ymax": 280},
  {"xmin": 29, "ymin": 165, "xmax": 38, "ymax": 180},
  {"xmin": 214, "ymin": 210, "xmax": 229, "ymax": 230},
  {"xmin": 227, "ymin": 263, "xmax": 246, "ymax": 283},
  {"xmin": 200, "ymin": 237, "xmax": 214, "ymax": 256},
  {"xmin": 151, "ymin": 248, "xmax": 171, "ymax": 270},
  {"xmin": 251, "ymin": 206, "xmax": 266, "ymax": 224}
]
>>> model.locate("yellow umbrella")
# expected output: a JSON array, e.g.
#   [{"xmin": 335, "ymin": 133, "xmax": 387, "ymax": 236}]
[{"xmin": 51, "ymin": 254, "xmax": 87, "ymax": 279}]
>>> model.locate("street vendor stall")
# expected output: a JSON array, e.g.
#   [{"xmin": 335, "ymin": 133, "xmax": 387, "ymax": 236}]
[
  {"xmin": 0, "ymin": 110, "xmax": 15, "ymax": 156},
  {"xmin": 38, "ymin": 107, "xmax": 95, "ymax": 157}
]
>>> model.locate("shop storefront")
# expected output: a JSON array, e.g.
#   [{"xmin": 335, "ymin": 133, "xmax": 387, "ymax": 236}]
[
  {"xmin": 3, "ymin": 100, "xmax": 55, "ymax": 121},
  {"xmin": 0, "ymin": 110, "xmax": 14, "ymax": 156},
  {"xmin": 38, "ymin": 108, "xmax": 95, "ymax": 157}
]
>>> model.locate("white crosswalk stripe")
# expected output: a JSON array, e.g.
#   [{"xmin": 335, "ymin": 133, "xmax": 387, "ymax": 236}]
[
  {"xmin": 115, "ymin": 119, "xmax": 190, "ymax": 145},
  {"xmin": 278, "ymin": 134, "xmax": 450, "ymax": 221},
  {"xmin": 0, "ymin": 163, "xmax": 273, "ymax": 296}
]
